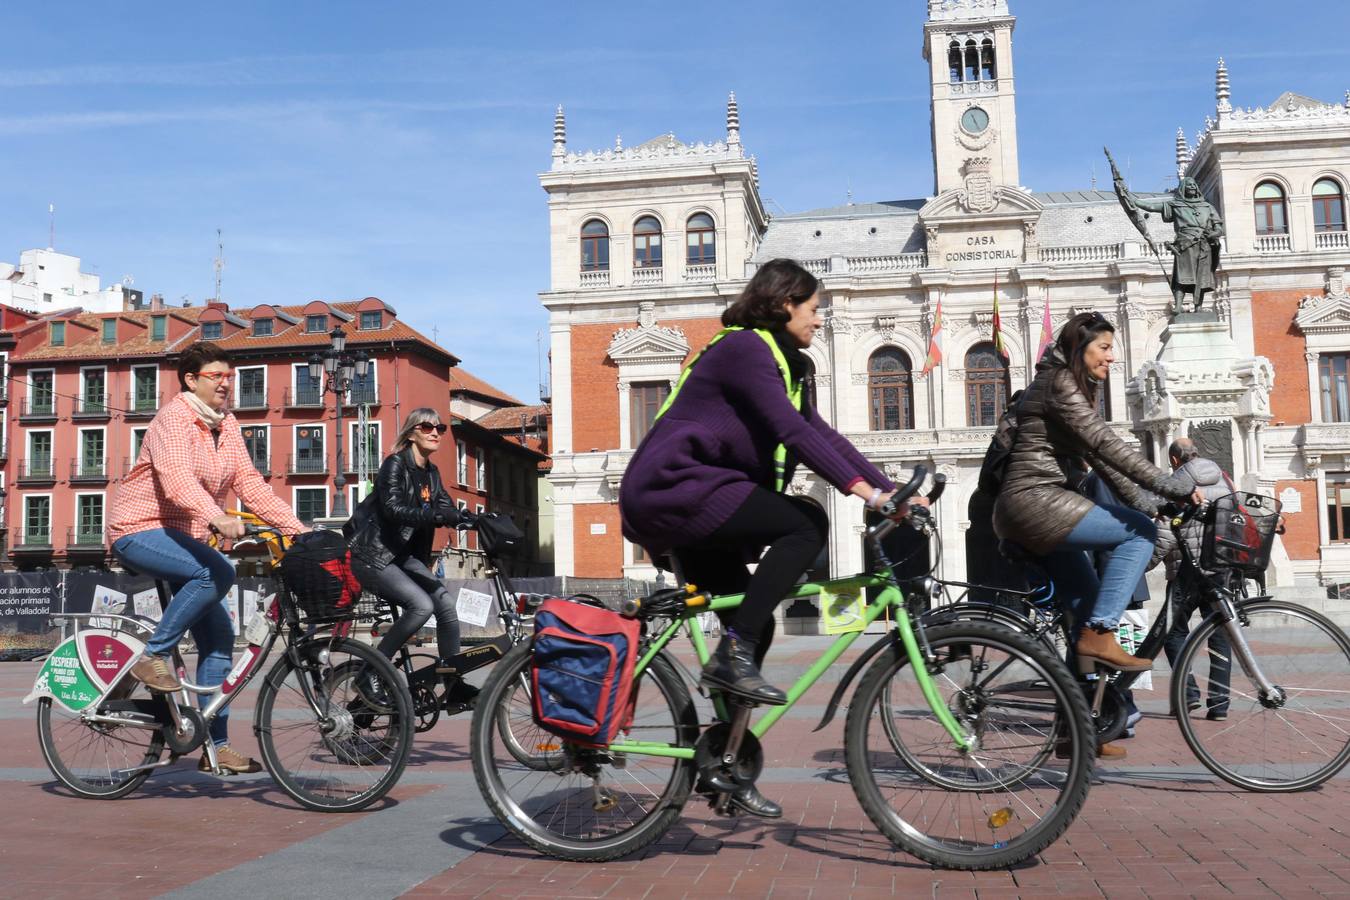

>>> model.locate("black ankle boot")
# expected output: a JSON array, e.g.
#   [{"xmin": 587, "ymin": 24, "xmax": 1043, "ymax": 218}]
[
  {"xmin": 701, "ymin": 632, "xmax": 786, "ymax": 705},
  {"xmin": 441, "ymin": 675, "xmax": 479, "ymax": 712},
  {"xmin": 354, "ymin": 664, "xmax": 390, "ymax": 709},
  {"xmin": 730, "ymin": 784, "xmax": 783, "ymax": 818}
]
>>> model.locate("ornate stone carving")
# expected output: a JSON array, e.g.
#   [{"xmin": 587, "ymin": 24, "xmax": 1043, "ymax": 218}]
[
  {"xmin": 936, "ymin": 463, "xmax": 960, "ymax": 483},
  {"xmin": 957, "ymin": 156, "xmax": 1001, "ymax": 212},
  {"xmin": 1305, "ymin": 351, "xmax": 1319, "ymax": 363},
  {"xmin": 607, "ymin": 303, "xmax": 690, "ymax": 364},
  {"xmin": 851, "ymin": 373, "xmax": 870, "ymax": 386},
  {"xmin": 947, "ymin": 367, "xmax": 968, "ymax": 382},
  {"xmin": 1295, "ymin": 281, "xmax": 1350, "ymax": 335}
]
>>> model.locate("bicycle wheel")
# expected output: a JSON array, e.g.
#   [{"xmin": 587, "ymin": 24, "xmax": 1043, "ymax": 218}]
[
  {"xmin": 1172, "ymin": 599, "xmax": 1350, "ymax": 792},
  {"xmin": 472, "ymin": 642, "xmax": 698, "ymax": 862},
  {"xmin": 846, "ymin": 621, "xmax": 1093, "ymax": 870},
  {"xmin": 37, "ymin": 686, "xmax": 165, "ymax": 800},
  {"xmin": 255, "ymin": 637, "xmax": 412, "ymax": 812},
  {"xmin": 496, "ymin": 662, "xmax": 565, "ymax": 772}
]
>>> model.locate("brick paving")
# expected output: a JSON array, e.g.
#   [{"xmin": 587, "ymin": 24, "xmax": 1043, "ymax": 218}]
[{"xmin": 2, "ymin": 636, "xmax": 1350, "ymax": 899}]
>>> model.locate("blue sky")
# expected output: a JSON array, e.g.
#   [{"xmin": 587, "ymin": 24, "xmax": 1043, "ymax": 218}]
[{"xmin": 0, "ymin": 1, "xmax": 1345, "ymax": 402}]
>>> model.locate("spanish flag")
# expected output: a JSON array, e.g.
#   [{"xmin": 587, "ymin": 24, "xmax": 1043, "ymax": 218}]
[
  {"xmin": 992, "ymin": 272, "xmax": 1009, "ymax": 360},
  {"xmin": 921, "ymin": 297, "xmax": 943, "ymax": 375}
]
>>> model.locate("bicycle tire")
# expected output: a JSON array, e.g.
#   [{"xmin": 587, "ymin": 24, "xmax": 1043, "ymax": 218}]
[
  {"xmin": 845, "ymin": 621, "xmax": 1093, "ymax": 870},
  {"xmin": 255, "ymin": 637, "xmax": 413, "ymax": 812},
  {"xmin": 472, "ymin": 642, "xmax": 698, "ymax": 862},
  {"xmin": 1172, "ymin": 599, "xmax": 1350, "ymax": 792},
  {"xmin": 37, "ymin": 690, "xmax": 165, "ymax": 800},
  {"xmin": 496, "ymin": 664, "xmax": 565, "ymax": 772}
]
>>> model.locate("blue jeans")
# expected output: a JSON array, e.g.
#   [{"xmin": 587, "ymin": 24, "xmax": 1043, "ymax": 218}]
[
  {"xmin": 1042, "ymin": 504, "xmax": 1156, "ymax": 637},
  {"xmin": 112, "ymin": 528, "xmax": 237, "ymax": 745}
]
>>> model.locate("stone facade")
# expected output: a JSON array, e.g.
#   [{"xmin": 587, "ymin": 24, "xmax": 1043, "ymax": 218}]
[{"xmin": 540, "ymin": 2, "xmax": 1350, "ymax": 587}]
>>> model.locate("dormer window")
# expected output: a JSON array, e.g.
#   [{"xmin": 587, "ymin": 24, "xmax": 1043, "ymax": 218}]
[
  {"xmin": 50, "ymin": 322, "xmax": 65, "ymax": 346},
  {"xmin": 101, "ymin": 319, "xmax": 116, "ymax": 343},
  {"xmin": 252, "ymin": 318, "xmax": 274, "ymax": 337},
  {"xmin": 202, "ymin": 321, "xmax": 222, "ymax": 340},
  {"xmin": 306, "ymin": 314, "xmax": 328, "ymax": 333},
  {"xmin": 151, "ymin": 315, "xmax": 166, "ymax": 341},
  {"xmin": 360, "ymin": 310, "xmax": 382, "ymax": 330}
]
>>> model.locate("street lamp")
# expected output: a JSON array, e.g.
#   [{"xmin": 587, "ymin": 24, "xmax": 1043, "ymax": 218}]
[{"xmin": 308, "ymin": 326, "xmax": 369, "ymax": 519}]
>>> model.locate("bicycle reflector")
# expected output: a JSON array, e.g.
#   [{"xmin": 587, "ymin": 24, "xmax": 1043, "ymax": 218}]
[{"xmin": 988, "ymin": 807, "xmax": 1013, "ymax": 829}]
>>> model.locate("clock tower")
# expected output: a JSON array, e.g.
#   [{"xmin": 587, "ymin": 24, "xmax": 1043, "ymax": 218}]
[{"xmin": 923, "ymin": 0, "xmax": 1021, "ymax": 199}]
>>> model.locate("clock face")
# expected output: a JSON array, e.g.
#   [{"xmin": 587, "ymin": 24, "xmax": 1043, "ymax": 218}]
[{"xmin": 961, "ymin": 107, "xmax": 990, "ymax": 135}]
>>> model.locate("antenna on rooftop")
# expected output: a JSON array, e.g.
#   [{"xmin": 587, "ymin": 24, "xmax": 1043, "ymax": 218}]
[
  {"xmin": 213, "ymin": 228, "xmax": 224, "ymax": 303},
  {"xmin": 48, "ymin": 204, "xmax": 55, "ymax": 251}
]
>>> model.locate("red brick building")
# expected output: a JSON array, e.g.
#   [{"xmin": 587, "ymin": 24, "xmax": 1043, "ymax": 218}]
[{"xmin": 0, "ymin": 298, "xmax": 542, "ymax": 570}]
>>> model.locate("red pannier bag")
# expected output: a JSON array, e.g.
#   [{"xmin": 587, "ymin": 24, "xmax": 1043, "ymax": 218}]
[{"xmin": 530, "ymin": 597, "xmax": 640, "ymax": 747}]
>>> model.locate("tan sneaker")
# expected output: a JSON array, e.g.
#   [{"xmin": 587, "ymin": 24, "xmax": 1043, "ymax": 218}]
[
  {"xmin": 130, "ymin": 654, "xmax": 182, "ymax": 693},
  {"xmin": 201, "ymin": 744, "xmax": 262, "ymax": 775}
]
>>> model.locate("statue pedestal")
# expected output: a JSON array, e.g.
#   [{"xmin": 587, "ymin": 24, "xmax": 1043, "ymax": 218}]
[{"xmin": 1126, "ymin": 312, "xmax": 1289, "ymax": 584}]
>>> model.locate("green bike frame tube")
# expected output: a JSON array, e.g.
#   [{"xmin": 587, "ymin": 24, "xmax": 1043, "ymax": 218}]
[{"xmin": 609, "ymin": 575, "xmax": 973, "ymax": 758}]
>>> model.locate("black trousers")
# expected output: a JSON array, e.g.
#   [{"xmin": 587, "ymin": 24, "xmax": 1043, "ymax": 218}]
[
  {"xmin": 1162, "ymin": 573, "xmax": 1232, "ymax": 712},
  {"xmin": 674, "ymin": 487, "xmax": 829, "ymax": 666}
]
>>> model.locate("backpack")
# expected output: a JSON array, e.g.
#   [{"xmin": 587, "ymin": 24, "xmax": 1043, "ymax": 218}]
[
  {"xmin": 977, "ymin": 389, "xmax": 1025, "ymax": 495},
  {"xmin": 530, "ymin": 597, "xmax": 640, "ymax": 747},
  {"xmin": 278, "ymin": 529, "xmax": 364, "ymax": 623}
]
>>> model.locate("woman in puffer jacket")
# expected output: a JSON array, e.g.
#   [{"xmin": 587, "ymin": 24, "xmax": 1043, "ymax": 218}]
[{"xmin": 994, "ymin": 312, "xmax": 1201, "ymax": 673}]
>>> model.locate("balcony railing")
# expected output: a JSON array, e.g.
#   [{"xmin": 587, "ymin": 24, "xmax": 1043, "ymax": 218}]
[
  {"xmin": 284, "ymin": 387, "xmax": 324, "ymax": 408},
  {"xmin": 683, "ymin": 263, "xmax": 716, "ymax": 282},
  {"xmin": 345, "ymin": 385, "xmax": 379, "ymax": 406},
  {"xmin": 579, "ymin": 269, "xmax": 611, "ymax": 289},
  {"xmin": 248, "ymin": 453, "xmax": 271, "ymax": 477},
  {"xmin": 13, "ymin": 529, "xmax": 52, "ymax": 550},
  {"xmin": 1040, "ymin": 243, "xmax": 1125, "ymax": 264},
  {"xmin": 236, "ymin": 388, "xmax": 268, "ymax": 410},
  {"xmin": 74, "ymin": 393, "xmax": 110, "ymax": 419},
  {"xmin": 125, "ymin": 391, "xmax": 162, "ymax": 419},
  {"xmin": 287, "ymin": 453, "xmax": 327, "ymax": 475},
  {"xmin": 846, "ymin": 252, "xmax": 929, "ymax": 273},
  {"xmin": 17, "ymin": 458, "xmax": 55, "ymax": 483},
  {"xmin": 1255, "ymin": 233, "xmax": 1293, "ymax": 253},
  {"xmin": 20, "ymin": 395, "xmax": 57, "ymax": 420},
  {"xmin": 66, "ymin": 527, "xmax": 106, "ymax": 549},
  {"xmin": 1315, "ymin": 230, "xmax": 1350, "ymax": 251},
  {"xmin": 344, "ymin": 455, "xmax": 382, "ymax": 475},
  {"xmin": 632, "ymin": 266, "xmax": 663, "ymax": 285},
  {"xmin": 71, "ymin": 459, "xmax": 108, "ymax": 482}
]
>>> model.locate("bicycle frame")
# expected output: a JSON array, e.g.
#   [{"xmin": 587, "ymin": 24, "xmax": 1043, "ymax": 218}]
[{"xmin": 607, "ymin": 573, "xmax": 974, "ymax": 761}]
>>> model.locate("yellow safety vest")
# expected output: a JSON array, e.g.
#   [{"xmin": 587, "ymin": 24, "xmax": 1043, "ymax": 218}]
[{"xmin": 653, "ymin": 327, "xmax": 803, "ymax": 492}]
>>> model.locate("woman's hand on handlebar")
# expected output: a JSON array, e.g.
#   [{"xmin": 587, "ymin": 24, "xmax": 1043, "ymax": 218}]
[
  {"xmin": 1191, "ymin": 488, "xmax": 1204, "ymax": 506},
  {"xmin": 879, "ymin": 491, "xmax": 929, "ymax": 520},
  {"xmin": 210, "ymin": 514, "xmax": 247, "ymax": 540}
]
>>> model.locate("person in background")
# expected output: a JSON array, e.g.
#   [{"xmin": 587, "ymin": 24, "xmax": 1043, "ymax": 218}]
[{"xmin": 1161, "ymin": 438, "xmax": 1235, "ymax": 720}]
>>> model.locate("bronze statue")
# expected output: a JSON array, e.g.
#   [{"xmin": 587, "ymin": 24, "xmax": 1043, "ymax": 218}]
[{"xmin": 1105, "ymin": 148, "xmax": 1224, "ymax": 316}]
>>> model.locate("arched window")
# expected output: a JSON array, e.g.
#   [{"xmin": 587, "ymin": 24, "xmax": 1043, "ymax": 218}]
[
  {"xmin": 964, "ymin": 40, "xmax": 979, "ymax": 82},
  {"xmin": 580, "ymin": 219, "xmax": 609, "ymax": 271},
  {"xmin": 868, "ymin": 348, "xmax": 914, "ymax": 431},
  {"xmin": 1313, "ymin": 178, "xmax": 1346, "ymax": 233},
  {"xmin": 1253, "ymin": 182, "xmax": 1288, "ymax": 236},
  {"xmin": 633, "ymin": 216, "xmax": 662, "ymax": 269},
  {"xmin": 686, "ymin": 213, "xmax": 716, "ymax": 265},
  {"xmin": 964, "ymin": 342, "xmax": 1009, "ymax": 426},
  {"xmin": 980, "ymin": 39, "xmax": 996, "ymax": 80},
  {"xmin": 948, "ymin": 41, "xmax": 963, "ymax": 83}
]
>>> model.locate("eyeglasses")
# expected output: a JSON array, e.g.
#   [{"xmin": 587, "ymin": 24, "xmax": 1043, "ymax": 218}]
[
  {"xmin": 415, "ymin": 423, "xmax": 448, "ymax": 435},
  {"xmin": 191, "ymin": 371, "xmax": 235, "ymax": 384}
]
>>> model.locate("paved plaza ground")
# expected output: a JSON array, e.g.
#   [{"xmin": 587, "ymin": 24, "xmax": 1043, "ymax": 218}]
[{"xmin": 3, "ymin": 634, "xmax": 1350, "ymax": 899}]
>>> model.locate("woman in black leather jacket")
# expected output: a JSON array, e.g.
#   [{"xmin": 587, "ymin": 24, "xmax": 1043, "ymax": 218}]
[{"xmin": 347, "ymin": 407, "xmax": 476, "ymax": 708}]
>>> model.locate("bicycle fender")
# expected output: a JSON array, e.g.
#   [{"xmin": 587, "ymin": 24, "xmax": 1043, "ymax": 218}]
[{"xmin": 812, "ymin": 630, "xmax": 902, "ymax": 733}]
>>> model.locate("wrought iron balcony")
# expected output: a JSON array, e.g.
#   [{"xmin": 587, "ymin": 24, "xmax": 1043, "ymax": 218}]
[
  {"xmin": 73, "ymin": 393, "xmax": 111, "ymax": 419},
  {"xmin": 20, "ymin": 394, "xmax": 57, "ymax": 422},
  {"xmin": 284, "ymin": 387, "xmax": 324, "ymax": 408},
  {"xmin": 287, "ymin": 453, "xmax": 328, "ymax": 475},
  {"xmin": 70, "ymin": 459, "xmax": 108, "ymax": 483},
  {"xmin": 125, "ymin": 391, "xmax": 162, "ymax": 420},
  {"xmin": 13, "ymin": 529, "xmax": 52, "ymax": 551},
  {"xmin": 16, "ymin": 458, "xmax": 56, "ymax": 484},
  {"xmin": 236, "ymin": 388, "xmax": 269, "ymax": 410},
  {"xmin": 66, "ymin": 527, "xmax": 107, "ymax": 549}
]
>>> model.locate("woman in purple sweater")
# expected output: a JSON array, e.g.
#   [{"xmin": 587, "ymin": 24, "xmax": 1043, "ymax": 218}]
[{"xmin": 620, "ymin": 259, "xmax": 908, "ymax": 816}]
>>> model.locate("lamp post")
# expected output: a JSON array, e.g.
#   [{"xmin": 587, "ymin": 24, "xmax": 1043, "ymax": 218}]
[{"xmin": 308, "ymin": 326, "xmax": 369, "ymax": 519}]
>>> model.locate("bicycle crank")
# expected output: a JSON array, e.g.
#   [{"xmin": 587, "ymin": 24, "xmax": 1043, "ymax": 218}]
[{"xmin": 694, "ymin": 721, "xmax": 764, "ymax": 796}]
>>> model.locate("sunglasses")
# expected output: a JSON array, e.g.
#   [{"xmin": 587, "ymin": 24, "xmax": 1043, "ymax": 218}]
[
  {"xmin": 415, "ymin": 423, "xmax": 448, "ymax": 435},
  {"xmin": 191, "ymin": 371, "xmax": 235, "ymax": 384}
]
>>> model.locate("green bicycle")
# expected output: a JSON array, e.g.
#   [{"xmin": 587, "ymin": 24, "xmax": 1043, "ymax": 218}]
[{"xmin": 471, "ymin": 467, "xmax": 1094, "ymax": 870}]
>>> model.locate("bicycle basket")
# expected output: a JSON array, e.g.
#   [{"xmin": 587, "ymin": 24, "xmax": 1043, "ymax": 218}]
[
  {"xmin": 276, "ymin": 530, "xmax": 364, "ymax": 624},
  {"xmin": 1201, "ymin": 492, "xmax": 1281, "ymax": 574},
  {"xmin": 476, "ymin": 513, "xmax": 525, "ymax": 556}
]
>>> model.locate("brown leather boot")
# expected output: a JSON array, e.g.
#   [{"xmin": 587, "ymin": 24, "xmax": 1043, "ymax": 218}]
[
  {"xmin": 200, "ymin": 744, "xmax": 262, "ymax": 775},
  {"xmin": 1075, "ymin": 626, "xmax": 1152, "ymax": 672},
  {"xmin": 130, "ymin": 654, "xmax": 182, "ymax": 693},
  {"xmin": 1096, "ymin": 742, "xmax": 1126, "ymax": 759}
]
